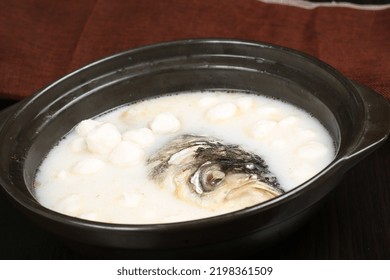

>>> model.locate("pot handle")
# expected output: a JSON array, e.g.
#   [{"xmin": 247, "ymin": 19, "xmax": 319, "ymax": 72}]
[{"xmin": 346, "ymin": 82, "xmax": 390, "ymax": 163}]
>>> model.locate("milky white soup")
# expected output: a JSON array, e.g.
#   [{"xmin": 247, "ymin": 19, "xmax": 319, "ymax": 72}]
[{"xmin": 34, "ymin": 91, "xmax": 335, "ymax": 224}]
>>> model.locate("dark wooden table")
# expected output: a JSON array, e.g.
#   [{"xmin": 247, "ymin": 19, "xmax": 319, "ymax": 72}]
[{"xmin": 0, "ymin": 0, "xmax": 389, "ymax": 260}]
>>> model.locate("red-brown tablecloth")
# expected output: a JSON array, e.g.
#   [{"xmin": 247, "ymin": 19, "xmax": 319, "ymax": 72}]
[{"xmin": 0, "ymin": 0, "xmax": 389, "ymax": 100}]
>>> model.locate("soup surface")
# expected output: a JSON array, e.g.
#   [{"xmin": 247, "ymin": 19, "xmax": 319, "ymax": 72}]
[{"xmin": 34, "ymin": 91, "xmax": 334, "ymax": 224}]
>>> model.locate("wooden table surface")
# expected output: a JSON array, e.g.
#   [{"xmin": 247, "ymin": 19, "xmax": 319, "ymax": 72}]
[{"xmin": 0, "ymin": 0, "xmax": 389, "ymax": 260}]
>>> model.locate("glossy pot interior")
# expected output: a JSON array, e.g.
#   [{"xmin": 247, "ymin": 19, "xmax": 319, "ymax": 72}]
[{"xmin": 0, "ymin": 39, "xmax": 389, "ymax": 257}]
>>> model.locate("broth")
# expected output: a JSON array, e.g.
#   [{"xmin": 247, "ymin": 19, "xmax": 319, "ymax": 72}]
[{"xmin": 34, "ymin": 91, "xmax": 334, "ymax": 224}]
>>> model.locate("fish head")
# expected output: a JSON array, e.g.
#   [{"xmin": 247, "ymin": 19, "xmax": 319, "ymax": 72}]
[{"xmin": 148, "ymin": 135, "xmax": 284, "ymax": 210}]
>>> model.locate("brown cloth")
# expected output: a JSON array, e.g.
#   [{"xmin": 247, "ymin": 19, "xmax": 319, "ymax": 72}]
[{"xmin": 0, "ymin": 0, "xmax": 389, "ymax": 100}]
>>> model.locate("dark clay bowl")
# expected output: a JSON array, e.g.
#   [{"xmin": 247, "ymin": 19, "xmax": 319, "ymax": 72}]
[{"xmin": 0, "ymin": 39, "xmax": 389, "ymax": 258}]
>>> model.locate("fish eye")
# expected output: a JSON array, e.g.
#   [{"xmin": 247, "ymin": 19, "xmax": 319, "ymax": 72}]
[{"xmin": 201, "ymin": 170, "xmax": 225, "ymax": 192}]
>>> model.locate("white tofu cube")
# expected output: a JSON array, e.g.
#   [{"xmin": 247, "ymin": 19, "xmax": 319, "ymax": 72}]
[
  {"xmin": 206, "ymin": 102, "xmax": 237, "ymax": 121},
  {"xmin": 69, "ymin": 137, "xmax": 87, "ymax": 152},
  {"xmin": 250, "ymin": 120, "xmax": 277, "ymax": 138},
  {"xmin": 123, "ymin": 127, "xmax": 155, "ymax": 148},
  {"xmin": 86, "ymin": 123, "xmax": 122, "ymax": 154},
  {"xmin": 75, "ymin": 119, "xmax": 102, "ymax": 136},
  {"xmin": 149, "ymin": 112, "xmax": 181, "ymax": 134}
]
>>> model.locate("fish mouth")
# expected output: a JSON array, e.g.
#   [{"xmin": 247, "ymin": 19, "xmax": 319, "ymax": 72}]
[
  {"xmin": 224, "ymin": 175, "xmax": 283, "ymax": 202},
  {"xmin": 148, "ymin": 134, "xmax": 284, "ymax": 210}
]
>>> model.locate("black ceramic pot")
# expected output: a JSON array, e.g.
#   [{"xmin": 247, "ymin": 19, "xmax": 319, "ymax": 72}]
[{"xmin": 0, "ymin": 39, "xmax": 389, "ymax": 258}]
